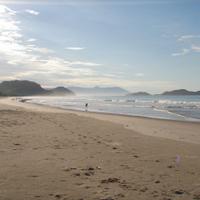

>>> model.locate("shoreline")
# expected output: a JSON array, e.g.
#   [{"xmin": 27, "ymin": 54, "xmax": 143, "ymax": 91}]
[
  {"xmin": 20, "ymin": 95, "xmax": 200, "ymax": 123},
  {"xmin": 2, "ymin": 96, "xmax": 200, "ymax": 124},
  {"xmin": 1, "ymin": 97, "xmax": 200, "ymax": 144},
  {"xmin": 28, "ymin": 102, "xmax": 200, "ymax": 123}
]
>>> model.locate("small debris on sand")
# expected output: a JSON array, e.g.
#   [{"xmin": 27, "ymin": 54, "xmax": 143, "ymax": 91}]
[{"xmin": 101, "ymin": 178, "xmax": 120, "ymax": 184}]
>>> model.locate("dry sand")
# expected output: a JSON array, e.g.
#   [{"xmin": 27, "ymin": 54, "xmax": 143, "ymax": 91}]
[{"xmin": 0, "ymin": 98, "xmax": 200, "ymax": 200}]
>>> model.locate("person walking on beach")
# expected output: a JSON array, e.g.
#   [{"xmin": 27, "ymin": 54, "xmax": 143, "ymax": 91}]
[{"xmin": 85, "ymin": 103, "xmax": 88, "ymax": 112}]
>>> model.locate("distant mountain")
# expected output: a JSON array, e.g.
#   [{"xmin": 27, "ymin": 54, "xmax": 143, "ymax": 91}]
[
  {"xmin": 126, "ymin": 92, "xmax": 151, "ymax": 96},
  {"xmin": 69, "ymin": 86, "xmax": 129, "ymax": 96},
  {"xmin": 0, "ymin": 80, "xmax": 75, "ymax": 96},
  {"xmin": 2, "ymin": 80, "xmax": 199, "ymax": 97},
  {"xmin": 47, "ymin": 87, "xmax": 75, "ymax": 96},
  {"xmin": 162, "ymin": 89, "xmax": 200, "ymax": 96}
]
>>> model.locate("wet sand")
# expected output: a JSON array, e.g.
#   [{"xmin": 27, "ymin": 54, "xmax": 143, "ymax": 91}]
[{"xmin": 0, "ymin": 98, "xmax": 200, "ymax": 200}]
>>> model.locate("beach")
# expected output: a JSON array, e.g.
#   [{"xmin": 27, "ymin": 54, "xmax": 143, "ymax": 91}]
[{"xmin": 0, "ymin": 98, "xmax": 200, "ymax": 200}]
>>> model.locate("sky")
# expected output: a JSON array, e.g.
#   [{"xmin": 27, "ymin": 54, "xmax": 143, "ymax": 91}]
[{"xmin": 0, "ymin": 0, "xmax": 200, "ymax": 93}]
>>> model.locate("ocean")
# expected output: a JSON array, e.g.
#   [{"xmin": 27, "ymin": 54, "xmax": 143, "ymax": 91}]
[{"xmin": 25, "ymin": 95, "xmax": 200, "ymax": 122}]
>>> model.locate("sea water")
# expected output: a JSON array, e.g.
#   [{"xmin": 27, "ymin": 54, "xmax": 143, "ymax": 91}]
[{"xmin": 25, "ymin": 95, "xmax": 200, "ymax": 122}]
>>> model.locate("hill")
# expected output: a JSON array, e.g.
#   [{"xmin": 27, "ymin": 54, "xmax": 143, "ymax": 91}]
[
  {"xmin": 0, "ymin": 80, "xmax": 45, "ymax": 96},
  {"xmin": 0, "ymin": 80, "xmax": 75, "ymax": 96},
  {"xmin": 162, "ymin": 89, "xmax": 200, "ymax": 96},
  {"xmin": 47, "ymin": 87, "xmax": 75, "ymax": 96}
]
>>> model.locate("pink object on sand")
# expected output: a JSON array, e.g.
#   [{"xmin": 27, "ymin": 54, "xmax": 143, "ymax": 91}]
[{"xmin": 176, "ymin": 155, "xmax": 181, "ymax": 165}]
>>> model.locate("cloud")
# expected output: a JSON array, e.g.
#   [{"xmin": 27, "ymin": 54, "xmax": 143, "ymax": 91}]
[
  {"xmin": 191, "ymin": 45, "xmax": 200, "ymax": 53},
  {"xmin": 0, "ymin": 6, "xmax": 95, "ymax": 87},
  {"xmin": 0, "ymin": 5, "xmax": 101, "ymax": 74},
  {"xmin": 173, "ymin": 34, "xmax": 200, "ymax": 56},
  {"xmin": 0, "ymin": 4, "xmax": 16, "ymax": 15},
  {"xmin": 29, "ymin": 47, "xmax": 55, "ymax": 54},
  {"xmin": 25, "ymin": 9, "xmax": 39, "ymax": 15},
  {"xmin": 27, "ymin": 38, "xmax": 36, "ymax": 42},
  {"xmin": 65, "ymin": 47, "xmax": 85, "ymax": 51},
  {"xmin": 135, "ymin": 73, "xmax": 144, "ymax": 77},
  {"xmin": 178, "ymin": 35, "xmax": 200, "ymax": 42},
  {"xmin": 69, "ymin": 61, "xmax": 101, "ymax": 67},
  {"xmin": 172, "ymin": 48, "xmax": 190, "ymax": 56},
  {"xmin": 0, "ymin": 5, "xmax": 20, "ymax": 33},
  {"xmin": 172, "ymin": 45, "xmax": 200, "ymax": 57}
]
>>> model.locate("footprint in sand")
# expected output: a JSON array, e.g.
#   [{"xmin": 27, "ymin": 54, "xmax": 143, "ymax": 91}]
[
  {"xmin": 101, "ymin": 178, "xmax": 120, "ymax": 184},
  {"xmin": 13, "ymin": 143, "xmax": 21, "ymax": 146},
  {"xmin": 193, "ymin": 193, "xmax": 200, "ymax": 200}
]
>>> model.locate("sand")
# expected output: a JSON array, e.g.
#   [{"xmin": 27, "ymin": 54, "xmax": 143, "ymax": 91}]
[{"xmin": 0, "ymin": 98, "xmax": 200, "ymax": 200}]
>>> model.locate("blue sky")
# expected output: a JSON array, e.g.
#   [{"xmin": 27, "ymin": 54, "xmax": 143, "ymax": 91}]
[{"xmin": 0, "ymin": 0, "xmax": 200, "ymax": 93}]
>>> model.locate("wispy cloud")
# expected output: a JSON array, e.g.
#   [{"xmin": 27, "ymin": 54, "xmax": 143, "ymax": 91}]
[
  {"xmin": 25, "ymin": 9, "xmax": 39, "ymax": 15},
  {"xmin": 29, "ymin": 47, "xmax": 55, "ymax": 54},
  {"xmin": 172, "ymin": 48, "xmax": 190, "ymax": 56},
  {"xmin": 0, "ymin": 4, "xmax": 16, "ymax": 15},
  {"xmin": 173, "ymin": 34, "xmax": 200, "ymax": 56},
  {"xmin": 191, "ymin": 45, "xmax": 200, "ymax": 53},
  {"xmin": 65, "ymin": 47, "xmax": 85, "ymax": 51},
  {"xmin": 27, "ymin": 38, "xmax": 36, "ymax": 42},
  {"xmin": 0, "ymin": 4, "xmax": 101, "ymax": 84},
  {"xmin": 172, "ymin": 43, "xmax": 200, "ymax": 57},
  {"xmin": 135, "ymin": 73, "xmax": 144, "ymax": 77},
  {"xmin": 69, "ymin": 61, "xmax": 101, "ymax": 67},
  {"xmin": 178, "ymin": 35, "xmax": 200, "ymax": 42}
]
